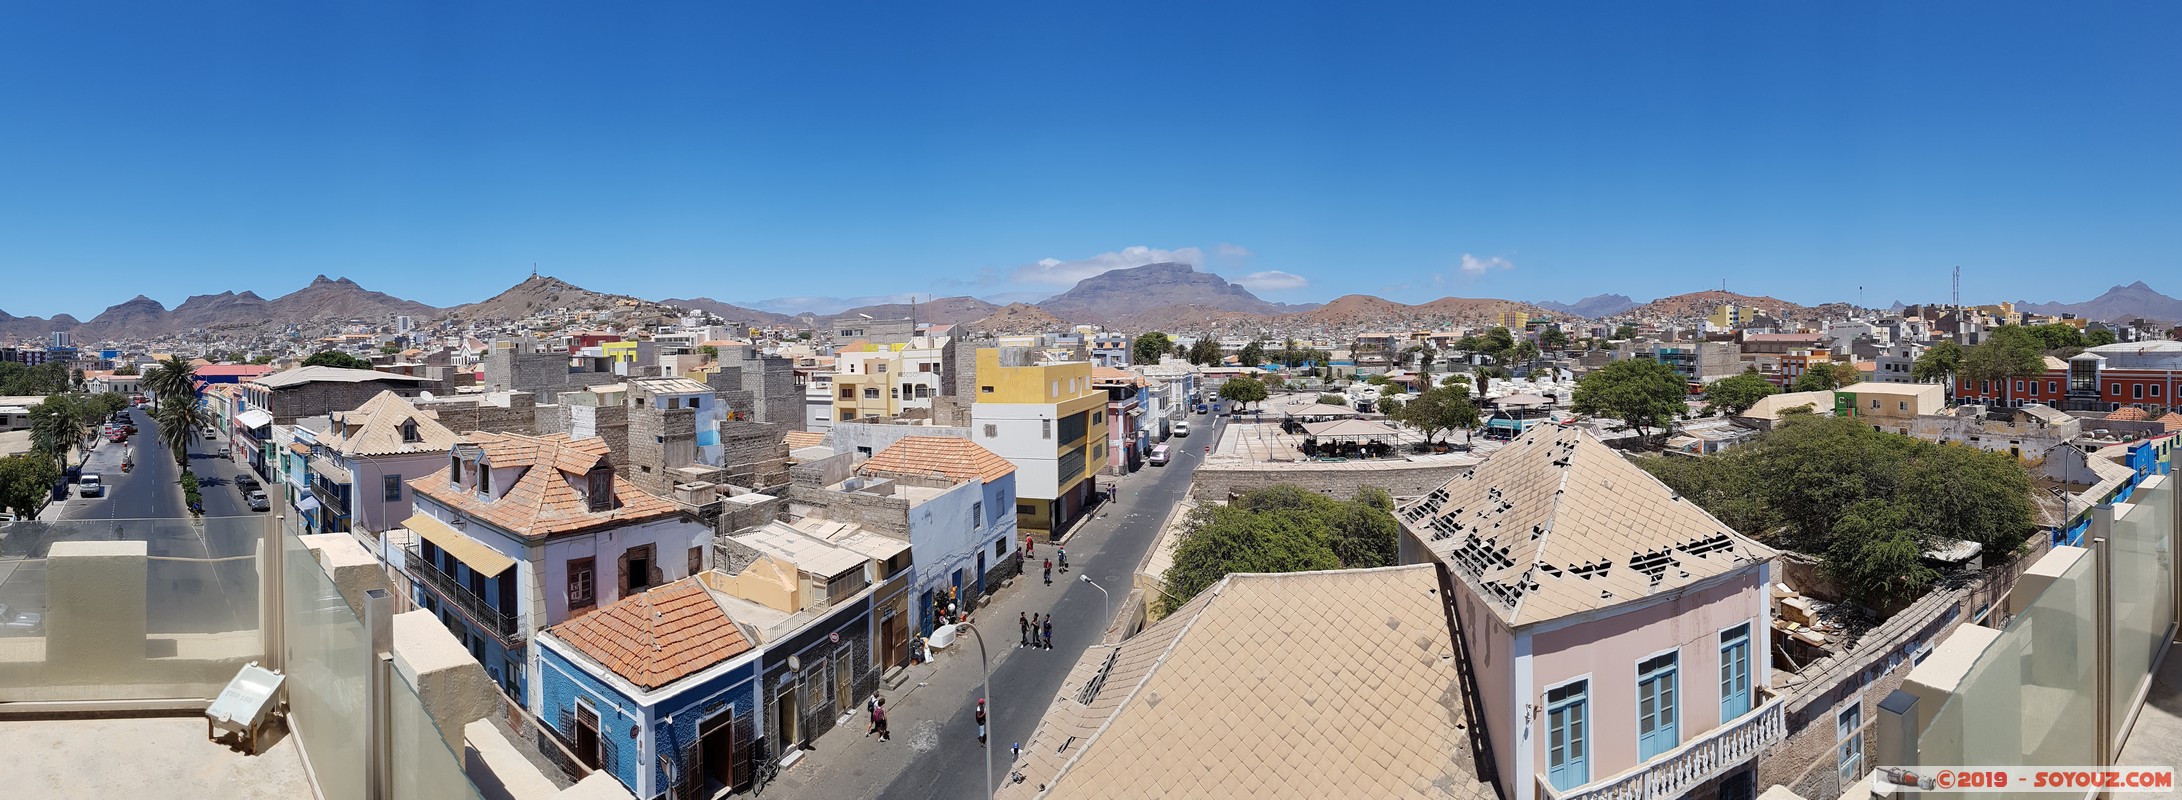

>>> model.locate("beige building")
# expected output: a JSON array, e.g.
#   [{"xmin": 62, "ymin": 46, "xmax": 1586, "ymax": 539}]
[
  {"xmin": 1908, "ymin": 403, "xmax": 2079, "ymax": 461},
  {"xmin": 1832, "ymin": 381, "xmax": 1945, "ymax": 435}
]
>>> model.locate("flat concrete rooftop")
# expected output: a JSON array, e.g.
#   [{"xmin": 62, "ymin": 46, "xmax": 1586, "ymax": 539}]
[{"xmin": 0, "ymin": 716, "xmax": 313, "ymax": 799}]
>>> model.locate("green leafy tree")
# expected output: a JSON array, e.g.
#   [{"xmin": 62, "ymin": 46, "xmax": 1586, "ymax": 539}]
[
  {"xmin": 1131, "ymin": 332, "xmax": 1173, "ymax": 365},
  {"xmin": 87, "ymin": 392, "xmax": 129, "ymax": 421},
  {"xmin": 1365, "ymin": 373, "xmax": 1390, "ymax": 387},
  {"xmin": 1218, "ymin": 376, "xmax": 1268, "ymax": 409},
  {"xmin": 1613, "ymin": 323, "xmax": 1639, "ymax": 340},
  {"xmin": 1542, "ymin": 328, "xmax": 1570, "ymax": 350},
  {"xmin": 1187, "ymin": 338, "xmax": 1222, "ymax": 366},
  {"xmin": 0, "ymin": 361, "xmax": 70, "ymax": 395},
  {"xmin": 1507, "ymin": 340, "xmax": 1539, "ymax": 365},
  {"xmin": 1571, "ymin": 358, "xmax": 1687, "ymax": 442},
  {"xmin": 0, "ymin": 455, "xmax": 59, "ymax": 519},
  {"xmin": 1316, "ymin": 393, "xmax": 1347, "ymax": 406},
  {"xmin": 1453, "ymin": 335, "xmax": 1481, "ymax": 352},
  {"xmin": 698, "ymin": 344, "xmax": 719, "ymax": 359},
  {"xmin": 1478, "ymin": 327, "xmax": 1516, "ymax": 359},
  {"xmin": 2085, "ymin": 329, "xmax": 2116, "ymax": 347},
  {"xmin": 301, "ymin": 350, "xmax": 373, "ymax": 370},
  {"xmin": 1960, "ymin": 326, "xmax": 2047, "ymax": 405},
  {"xmin": 1791, "ymin": 363, "xmax": 1844, "ymax": 392},
  {"xmin": 1389, "ymin": 385, "xmax": 1479, "ymax": 443},
  {"xmin": 1160, "ymin": 485, "xmax": 1398, "ymax": 613},
  {"xmin": 1822, "ymin": 499, "xmax": 1938, "ymax": 609},
  {"xmin": 1441, "ymin": 374, "xmax": 1471, "ymax": 389},
  {"xmin": 1238, "ymin": 340, "xmax": 1266, "ymax": 368},
  {"xmin": 1912, "ymin": 339, "xmax": 1963, "ymax": 386},
  {"xmin": 1702, "ymin": 372, "xmax": 1778, "ymax": 417},
  {"xmin": 27, "ymin": 395, "xmax": 86, "ymax": 470},
  {"xmin": 2025, "ymin": 323, "xmax": 2084, "ymax": 351},
  {"xmin": 113, "ymin": 362, "xmax": 139, "ymax": 376},
  {"xmin": 380, "ymin": 343, "xmax": 402, "ymax": 355}
]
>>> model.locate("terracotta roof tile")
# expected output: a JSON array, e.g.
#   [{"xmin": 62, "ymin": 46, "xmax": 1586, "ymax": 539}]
[
  {"xmin": 998, "ymin": 566, "xmax": 1494, "ymax": 800},
  {"xmin": 545, "ymin": 577, "xmax": 752, "ymax": 690},
  {"xmin": 857, "ymin": 436, "xmax": 1015, "ymax": 484},
  {"xmin": 2108, "ymin": 406, "xmax": 2150, "ymax": 422},
  {"xmin": 323, "ymin": 391, "xmax": 460, "ymax": 457},
  {"xmin": 412, "ymin": 431, "xmax": 681, "ymax": 539},
  {"xmin": 783, "ymin": 431, "xmax": 827, "ymax": 450},
  {"xmin": 1398, "ymin": 425, "xmax": 1774, "ymax": 628}
]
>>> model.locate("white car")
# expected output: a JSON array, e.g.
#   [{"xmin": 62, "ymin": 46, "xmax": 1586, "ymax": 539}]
[
  {"xmin": 78, "ymin": 474, "xmax": 104, "ymax": 498},
  {"xmin": 1173, "ymin": 421, "xmax": 1191, "ymax": 437}
]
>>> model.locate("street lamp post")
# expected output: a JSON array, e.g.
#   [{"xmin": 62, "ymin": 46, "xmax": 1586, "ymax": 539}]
[
  {"xmin": 1079, "ymin": 574, "xmax": 1110, "ymax": 632},
  {"xmin": 960, "ymin": 622, "xmax": 993, "ymax": 800}
]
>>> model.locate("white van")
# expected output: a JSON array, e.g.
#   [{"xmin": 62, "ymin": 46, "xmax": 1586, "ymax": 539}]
[
  {"xmin": 1148, "ymin": 445, "xmax": 1171, "ymax": 466},
  {"xmin": 1173, "ymin": 421, "xmax": 1191, "ymax": 437}
]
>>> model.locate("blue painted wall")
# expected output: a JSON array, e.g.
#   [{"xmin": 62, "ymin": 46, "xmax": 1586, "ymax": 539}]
[
  {"xmin": 538, "ymin": 644, "xmax": 645, "ymax": 793},
  {"xmin": 539, "ymin": 639, "xmax": 761, "ymax": 799}
]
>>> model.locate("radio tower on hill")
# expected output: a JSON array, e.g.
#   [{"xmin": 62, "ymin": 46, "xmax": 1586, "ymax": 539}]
[{"xmin": 1952, "ymin": 265, "xmax": 1960, "ymax": 310}]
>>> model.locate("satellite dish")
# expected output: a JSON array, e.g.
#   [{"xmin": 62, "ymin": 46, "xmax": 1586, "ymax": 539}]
[{"xmin": 787, "ymin": 654, "xmax": 801, "ymax": 672}]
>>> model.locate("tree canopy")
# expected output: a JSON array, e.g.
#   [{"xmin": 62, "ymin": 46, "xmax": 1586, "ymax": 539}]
[
  {"xmin": 1912, "ymin": 339, "xmax": 1963, "ymax": 385},
  {"xmin": 1217, "ymin": 376, "xmax": 1268, "ymax": 408},
  {"xmin": 1186, "ymin": 338, "xmax": 1222, "ymax": 366},
  {"xmin": 1387, "ymin": 384, "xmax": 1479, "ymax": 443},
  {"xmin": 1132, "ymin": 332, "xmax": 1174, "ymax": 365},
  {"xmin": 1237, "ymin": 340, "xmax": 1266, "ymax": 368},
  {"xmin": 1790, "ymin": 361, "xmax": 1859, "ymax": 392},
  {"xmin": 2024, "ymin": 323, "xmax": 2084, "ymax": 351},
  {"xmin": 1702, "ymin": 372, "xmax": 1778, "ymax": 416},
  {"xmin": 0, "ymin": 361, "xmax": 70, "ymax": 396},
  {"xmin": 1160, "ymin": 486, "xmax": 1399, "ymax": 613},
  {"xmin": 1571, "ymin": 357, "xmax": 1686, "ymax": 441},
  {"xmin": 1960, "ymin": 326, "xmax": 2047, "ymax": 402},
  {"xmin": 1613, "ymin": 323, "xmax": 1639, "ymax": 340},
  {"xmin": 1637, "ymin": 415, "xmax": 2033, "ymax": 608},
  {"xmin": 2085, "ymin": 329, "xmax": 2116, "ymax": 347},
  {"xmin": 302, "ymin": 350, "xmax": 373, "ymax": 370},
  {"xmin": 0, "ymin": 455, "xmax": 58, "ymax": 520}
]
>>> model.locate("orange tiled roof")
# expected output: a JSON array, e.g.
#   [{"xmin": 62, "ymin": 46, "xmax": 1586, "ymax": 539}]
[
  {"xmin": 857, "ymin": 436, "xmax": 1015, "ymax": 484},
  {"xmin": 411, "ymin": 431, "xmax": 682, "ymax": 539},
  {"xmin": 2158, "ymin": 412, "xmax": 2182, "ymax": 432},
  {"xmin": 546, "ymin": 577, "xmax": 753, "ymax": 690},
  {"xmin": 783, "ymin": 431, "xmax": 826, "ymax": 450},
  {"xmin": 2108, "ymin": 406, "xmax": 2151, "ymax": 422}
]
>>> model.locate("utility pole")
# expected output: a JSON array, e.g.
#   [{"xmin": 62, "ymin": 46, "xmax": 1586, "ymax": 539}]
[{"xmin": 1952, "ymin": 266, "xmax": 1960, "ymax": 310}]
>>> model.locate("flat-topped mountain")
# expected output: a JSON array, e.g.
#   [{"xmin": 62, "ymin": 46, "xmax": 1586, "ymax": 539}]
[{"xmin": 1035, "ymin": 263, "xmax": 1309, "ymax": 323}]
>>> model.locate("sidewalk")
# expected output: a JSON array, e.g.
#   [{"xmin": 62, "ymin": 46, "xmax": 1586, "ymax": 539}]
[{"xmin": 767, "ymin": 411, "xmax": 1224, "ymax": 800}]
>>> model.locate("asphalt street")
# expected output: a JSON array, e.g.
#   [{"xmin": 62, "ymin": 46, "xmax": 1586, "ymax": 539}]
[
  {"xmin": 0, "ymin": 405, "xmax": 263, "ymax": 635},
  {"xmin": 768, "ymin": 404, "xmax": 1229, "ymax": 800}
]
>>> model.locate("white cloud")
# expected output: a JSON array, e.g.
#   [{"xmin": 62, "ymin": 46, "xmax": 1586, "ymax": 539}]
[
  {"xmin": 1011, "ymin": 246, "xmax": 1205, "ymax": 287},
  {"xmin": 1216, "ymin": 243, "xmax": 1252, "ymax": 259},
  {"xmin": 1459, "ymin": 253, "xmax": 1514, "ymax": 276},
  {"xmin": 1231, "ymin": 270, "xmax": 1310, "ymax": 291}
]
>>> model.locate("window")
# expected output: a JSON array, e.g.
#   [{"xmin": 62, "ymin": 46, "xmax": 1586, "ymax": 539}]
[
  {"xmin": 476, "ymin": 464, "xmax": 492, "ymax": 497},
  {"xmin": 586, "ymin": 468, "xmax": 613, "ymax": 512},
  {"xmin": 856, "ymin": 446, "xmax": 873, "ymax": 458},
  {"xmin": 1869, "ymin": 399, "xmax": 1879, "ymax": 410},
  {"xmin": 876, "ymin": 363, "xmax": 887, "ymax": 373},
  {"xmin": 2014, "ymin": 380, "xmax": 2025, "ymax": 393},
  {"xmin": 383, "ymin": 474, "xmax": 403, "ymax": 502},
  {"xmin": 1092, "ymin": 411, "xmax": 1103, "ymax": 425},
  {"xmin": 1897, "ymin": 401, "xmax": 1907, "ymax": 411},
  {"xmin": 2133, "ymin": 383, "xmax": 2144, "ymax": 399},
  {"xmin": 2111, "ymin": 383, "xmax": 2122, "ymax": 395},
  {"xmin": 840, "ymin": 387, "xmax": 854, "ymax": 399},
  {"xmin": 2047, "ymin": 380, "xmax": 2058, "ymax": 394},
  {"xmin": 983, "ymin": 424, "xmax": 998, "ymax": 438},
  {"xmin": 1545, "ymin": 680, "xmax": 1589, "ymax": 790},
  {"xmin": 863, "ymin": 388, "xmax": 880, "ymax": 399},
  {"xmin": 1016, "ymin": 504, "xmax": 1034, "ymax": 516},
  {"xmin": 1636, "ymin": 652, "xmax": 1679, "ymax": 760},
  {"xmin": 840, "ymin": 410, "xmax": 855, "ymax": 421},
  {"xmin": 1042, "ymin": 419, "xmax": 1053, "ymax": 439},
  {"xmin": 994, "ymin": 538, "xmax": 1007, "ymax": 558},
  {"xmin": 568, "ymin": 558, "xmax": 596, "ymax": 608},
  {"xmin": 981, "ymin": 386, "xmax": 994, "ymax": 394},
  {"xmin": 915, "ymin": 385, "xmax": 930, "ymax": 398},
  {"xmin": 971, "ymin": 501, "xmax": 983, "ymax": 526},
  {"xmin": 2154, "ymin": 385, "xmax": 2164, "ymax": 398},
  {"xmin": 1050, "ymin": 381, "xmax": 1058, "ymax": 397},
  {"xmin": 1837, "ymin": 704, "xmax": 1864, "ymax": 784},
  {"xmin": 689, "ymin": 546, "xmax": 703, "ymax": 576},
  {"xmin": 450, "ymin": 454, "xmax": 464, "ymax": 487},
  {"xmin": 400, "ymin": 420, "xmax": 420, "ymax": 444},
  {"xmin": 890, "ymin": 388, "xmax": 900, "ymax": 399},
  {"xmin": 1720, "ymin": 624, "xmax": 1752, "ymax": 721},
  {"xmin": 625, "ymin": 544, "xmax": 654, "ymax": 595}
]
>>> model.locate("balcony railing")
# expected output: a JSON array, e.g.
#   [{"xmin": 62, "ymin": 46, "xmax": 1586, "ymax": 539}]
[
  {"xmin": 1537, "ymin": 687, "xmax": 1786, "ymax": 800},
  {"xmin": 405, "ymin": 545, "xmax": 523, "ymax": 644}
]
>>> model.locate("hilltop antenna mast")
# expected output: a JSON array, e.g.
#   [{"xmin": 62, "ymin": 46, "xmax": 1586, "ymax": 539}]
[{"xmin": 1952, "ymin": 266, "xmax": 1960, "ymax": 309}]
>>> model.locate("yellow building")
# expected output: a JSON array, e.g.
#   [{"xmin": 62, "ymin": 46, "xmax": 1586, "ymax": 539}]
[
  {"xmin": 1706, "ymin": 304, "xmax": 1742, "ymax": 329},
  {"xmin": 1498, "ymin": 311, "xmax": 1529, "ymax": 330},
  {"xmin": 1833, "ymin": 381, "xmax": 1946, "ymax": 435},
  {"xmin": 599, "ymin": 340, "xmax": 641, "ymax": 364},
  {"xmin": 970, "ymin": 348, "xmax": 1109, "ymax": 538}
]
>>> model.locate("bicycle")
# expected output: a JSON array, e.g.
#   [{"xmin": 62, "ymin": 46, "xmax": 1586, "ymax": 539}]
[{"xmin": 753, "ymin": 737, "xmax": 781, "ymax": 795}]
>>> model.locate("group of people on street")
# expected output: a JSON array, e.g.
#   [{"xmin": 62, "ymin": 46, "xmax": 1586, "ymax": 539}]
[
  {"xmin": 1019, "ymin": 611, "xmax": 1053, "ymax": 649},
  {"xmin": 1041, "ymin": 546, "xmax": 1068, "ymax": 585}
]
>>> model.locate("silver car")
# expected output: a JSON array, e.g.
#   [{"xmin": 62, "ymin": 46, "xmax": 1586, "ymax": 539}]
[{"xmin": 246, "ymin": 490, "xmax": 271, "ymax": 512}]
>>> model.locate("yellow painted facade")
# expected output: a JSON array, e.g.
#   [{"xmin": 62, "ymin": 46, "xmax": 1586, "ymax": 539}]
[
  {"xmin": 832, "ymin": 370, "xmax": 899, "ymax": 421},
  {"xmin": 975, "ymin": 349, "xmax": 1109, "ymax": 535},
  {"xmin": 1707, "ymin": 305, "xmax": 1742, "ymax": 328},
  {"xmin": 600, "ymin": 341, "xmax": 640, "ymax": 363}
]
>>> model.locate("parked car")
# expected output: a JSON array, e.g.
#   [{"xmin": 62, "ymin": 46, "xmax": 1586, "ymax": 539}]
[
  {"xmin": 246, "ymin": 490, "xmax": 270, "ymax": 512},
  {"xmin": 235, "ymin": 474, "xmax": 261, "ymax": 495},
  {"xmin": 1173, "ymin": 421, "xmax": 1191, "ymax": 437},
  {"xmin": 0, "ymin": 603, "xmax": 42, "ymax": 634},
  {"xmin": 1148, "ymin": 445, "xmax": 1171, "ymax": 466},
  {"xmin": 78, "ymin": 474, "xmax": 103, "ymax": 498}
]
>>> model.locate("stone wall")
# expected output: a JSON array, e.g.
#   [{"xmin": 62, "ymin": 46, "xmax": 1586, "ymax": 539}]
[
  {"xmin": 416, "ymin": 392, "xmax": 539, "ymax": 436},
  {"xmin": 1185, "ymin": 460, "xmax": 1473, "ymax": 501},
  {"xmin": 718, "ymin": 421, "xmax": 790, "ymax": 491},
  {"xmin": 788, "ymin": 484, "xmax": 911, "ymax": 538},
  {"xmin": 625, "ymin": 407, "xmax": 696, "ymax": 497},
  {"xmin": 271, "ymin": 378, "xmax": 434, "ymax": 423}
]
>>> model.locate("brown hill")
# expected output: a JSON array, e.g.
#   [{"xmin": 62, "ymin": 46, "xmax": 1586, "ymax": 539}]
[
  {"xmin": 54, "ymin": 275, "xmax": 437, "ymax": 340},
  {"xmin": 965, "ymin": 303, "xmax": 1067, "ymax": 334},
  {"xmin": 1035, "ymin": 262, "xmax": 1304, "ymax": 322},
  {"xmin": 660, "ymin": 297, "xmax": 801, "ymax": 328},
  {"xmin": 1280, "ymin": 294, "xmax": 1550, "ymax": 330},
  {"xmin": 1630, "ymin": 290, "xmax": 1810, "ymax": 320},
  {"xmin": 1107, "ymin": 305, "xmax": 1270, "ymax": 335},
  {"xmin": 446, "ymin": 275, "xmax": 650, "ymax": 321},
  {"xmin": 830, "ymin": 296, "xmax": 999, "ymax": 327}
]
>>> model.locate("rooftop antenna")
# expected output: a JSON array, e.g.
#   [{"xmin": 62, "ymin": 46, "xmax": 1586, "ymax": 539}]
[{"xmin": 1952, "ymin": 265, "xmax": 1960, "ymax": 310}]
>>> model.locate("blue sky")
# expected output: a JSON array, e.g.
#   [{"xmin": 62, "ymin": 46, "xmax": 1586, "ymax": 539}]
[{"xmin": 2, "ymin": 2, "xmax": 2176, "ymax": 318}]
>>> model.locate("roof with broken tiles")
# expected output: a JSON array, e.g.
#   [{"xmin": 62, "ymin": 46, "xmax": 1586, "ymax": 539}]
[
  {"xmin": 856, "ymin": 435, "xmax": 1015, "ymax": 484},
  {"xmin": 321, "ymin": 391, "xmax": 459, "ymax": 457},
  {"xmin": 1398, "ymin": 424, "xmax": 1775, "ymax": 628},
  {"xmin": 996, "ymin": 565, "xmax": 1495, "ymax": 800}
]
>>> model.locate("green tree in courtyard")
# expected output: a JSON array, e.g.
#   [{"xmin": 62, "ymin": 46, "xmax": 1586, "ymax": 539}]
[
  {"xmin": 1702, "ymin": 372, "xmax": 1777, "ymax": 417},
  {"xmin": 1160, "ymin": 486, "xmax": 1398, "ymax": 613},
  {"xmin": 1131, "ymin": 332, "xmax": 1173, "ymax": 366},
  {"xmin": 1960, "ymin": 326, "xmax": 2046, "ymax": 405},
  {"xmin": 1218, "ymin": 376, "xmax": 1267, "ymax": 409},
  {"xmin": 1572, "ymin": 358, "xmax": 1686, "ymax": 442},
  {"xmin": 1388, "ymin": 385, "xmax": 1479, "ymax": 444},
  {"xmin": 0, "ymin": 455, "xmax": 59, "ymax": 519},
  {"xmin": 301, "ymin": 350, "xmax": 373, "ymax": 370},
  {"xmin": 2085, "ymin": 329, "xmax": 2116, "ymax": 347},
  {"xmin": 1912, "ymin": 339, "xmax": 1963, "ymax": 386},
  {"xmin": 1238, "ymin": 340, "xmax": 1266, "ymax": 368}
]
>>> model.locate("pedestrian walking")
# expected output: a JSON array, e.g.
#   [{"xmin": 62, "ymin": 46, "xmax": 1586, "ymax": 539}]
[
  {"xmin": 1024, "ymin": 534, "xmax": 1034, "ymax": 558},
  {"xmin": 868, "ymin": 694, "xmax": 882, "ymax": 736},
  {"xmin": 1057, "ymin": 546, "xmax": 1068, "ymax": 573},
  {"xmin": 976, "ymin": 698, "xmax": 988, "ymax": 747},
  {"xmin": 1043, "ymin": 558, "xmax": 1053, "ymax": 585},
  {"xmin": 874, "ymin": 699, "xmax": 890, "ymax": 741},
  {"xmin": 1042, "ymin": 616, "xmax": 1053, "ymax": 649},
  {"xmin": 1019, "ymin": 612, "xmax": 1030, "ymax": 647}
]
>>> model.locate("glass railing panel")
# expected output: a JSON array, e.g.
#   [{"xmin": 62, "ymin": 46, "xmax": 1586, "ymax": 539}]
[
  {"xmin": 390, "ymin": 667, "xmax": 486, "ymax": 800},
  {"xmin": 2110, "ymin": 478, "xmax": 2175, "ymax": 729},
  {"xmin": 283, "ymin": 532, "xmax": 367, "ymax": 800},
  {"xmin": 1921, "ymin": 554, "xmax": 2096, "ymax": 798},
  {"xmin": 0, "ymin": 515, "xmax": 266, "ymax": 702}
]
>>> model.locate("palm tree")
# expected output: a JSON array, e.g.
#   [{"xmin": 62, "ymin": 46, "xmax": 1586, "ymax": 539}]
[
  {"xmin": 142, "ymin": 356, "xmax": 199, "ymax": 410},
  {"xmin": 153, "ymin": 399, "xmax": 212, "ymax": 469},
  {"xmin": 28, "ymin": 398, "xmax": 83, "ymax": 471}
]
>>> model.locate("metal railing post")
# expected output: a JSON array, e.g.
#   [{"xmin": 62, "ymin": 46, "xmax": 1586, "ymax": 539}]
[
  {"xmin": 365, "ymin": 588, "xmax": 395, "ymax": 800},
  {"xmin": 262, "ymin": 506, "xmax": 286, "ymax": 672},
  {"xmin": 2091, "ymin": 521, "xmax": 2115, "ymax": 768}
]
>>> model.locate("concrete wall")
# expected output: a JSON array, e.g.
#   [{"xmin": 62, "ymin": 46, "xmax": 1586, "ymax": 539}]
[
  {"xmin": 268, "ymin": 378, "xmax": 433, "ymax": 424},
  {"xmin": 417, "ymin": 392, "xmax": 540, "ymax": 436},
  {"xmin": 1187, "ymin": 460, "xmax": 1474, "ymax": 501}
]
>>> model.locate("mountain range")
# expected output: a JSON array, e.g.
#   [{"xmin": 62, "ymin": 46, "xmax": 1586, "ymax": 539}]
[{"xmin": 9, "ymin": 269, "xmax": 2179, "ymax": 343}]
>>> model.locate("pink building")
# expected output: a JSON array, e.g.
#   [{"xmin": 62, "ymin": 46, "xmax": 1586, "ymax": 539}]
[{"xmin": 1399, "ymin": 426, "xmax": 1784, "ymax": 800}]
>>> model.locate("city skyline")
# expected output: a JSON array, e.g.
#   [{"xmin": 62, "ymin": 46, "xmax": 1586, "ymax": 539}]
[{"xmin": 3, "ymin": 3, "xmax": 2177, "ymax": 318}]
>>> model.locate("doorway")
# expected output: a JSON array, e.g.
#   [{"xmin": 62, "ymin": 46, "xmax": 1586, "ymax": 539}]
[
  {"xmin": 774, "ymin": 685, "xmax": 798, "ymax": 756},
  {"xmin": 834, "ymin": 649, "xmax": 853, "ymax": 717},
  {"xmin": 700, "ymin": 710, "xmax": 733, "ymax": 796},
  {"xmin": 574, "ymin": 701, "xmax": 602, "ymax": 770},
  {"xmin": 882, "ymin": 612, "xmax": 906, "ymax": 668}
]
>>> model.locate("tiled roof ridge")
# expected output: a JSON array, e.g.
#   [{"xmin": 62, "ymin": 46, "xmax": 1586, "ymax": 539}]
[
  {"xmin": 1507, "ymin": 434, "xmax": 1579, "ymax": 621},
  {"xmin": 1040, "ymin": 573, "xmax": 1233, "ymax": 792}
]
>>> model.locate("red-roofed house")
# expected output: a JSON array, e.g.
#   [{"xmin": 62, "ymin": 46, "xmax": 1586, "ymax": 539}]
[
  {"xmin": 537, "ymin": 576, "xmax": 764, "ymax": 797},
  {"xmin": 400, "ymin": 430, "xmax": 715, "ymax": 703}
]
